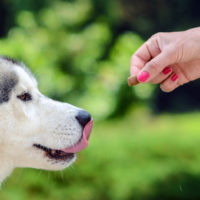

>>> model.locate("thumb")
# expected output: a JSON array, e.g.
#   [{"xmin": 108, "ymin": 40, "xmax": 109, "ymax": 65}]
[{"xmin": 137, "ymin": 51, "xmax": 174, "ymax": 83}]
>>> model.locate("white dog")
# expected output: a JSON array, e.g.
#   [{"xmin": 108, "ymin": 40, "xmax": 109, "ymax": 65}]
[{"xmin": 0, "ymin": 56, "xmax": 93, "ymax": 185}]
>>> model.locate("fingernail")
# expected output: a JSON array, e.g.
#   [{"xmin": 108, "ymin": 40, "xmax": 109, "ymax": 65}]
[
  {"xmin": 138, "ymin": 71, "xmax": 149, "ymax": 82},
  {"xmin": 162, "ymin": 66, "xmax": 171, "ymax": 75},
  {"xmin": 171, "ymin": 74, "xmax": 178, "ymax": 81}
]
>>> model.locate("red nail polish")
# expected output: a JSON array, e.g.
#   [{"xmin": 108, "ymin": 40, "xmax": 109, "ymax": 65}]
[
  {"xmin": 138, "ymin": 71, "xmax": 149, "ymax": 82},
  {"xmin": 171, "ymin": 74, "xmax": 178, "ymax": 81},
  {"xmin": 162, "ymin": 66, "xmax": 171, "ymax": 75}
]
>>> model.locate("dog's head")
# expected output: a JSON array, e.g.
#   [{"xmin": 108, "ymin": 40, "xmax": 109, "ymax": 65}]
[{"xmin": 0, "ymin": 56, "xmax": 93, "ymax": 171}]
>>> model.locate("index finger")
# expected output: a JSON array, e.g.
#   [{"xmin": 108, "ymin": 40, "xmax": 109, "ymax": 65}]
[{"xmin": 130, "ymin": 42, "xmax": 152, "ymax": 76}]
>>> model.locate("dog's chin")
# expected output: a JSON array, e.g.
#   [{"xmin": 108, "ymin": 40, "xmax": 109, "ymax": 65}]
[
  {"xmin": 45, "ymin": 154, "xmax": 77, "ymax": 171},
  {"xmin": 31, "ymin": 153, "xmax": 77, "ymax": 171},
  {"xmin": 31, "ymin": 144, "xmax": 77, "ymax": 170}
]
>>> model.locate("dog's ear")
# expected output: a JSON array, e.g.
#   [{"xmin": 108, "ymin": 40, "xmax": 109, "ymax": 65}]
[
  {"xmin": 0, "ymin": 72, "xmax": 18, "ymax": 103},
  {"xmin": 0, "ymin": 56, "xmax": 21, "ymax": 66}
]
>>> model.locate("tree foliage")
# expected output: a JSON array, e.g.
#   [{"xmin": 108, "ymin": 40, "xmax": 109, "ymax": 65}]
[{"xmin": 0, "ymin": 0, "xmax": 146, "ymax": 119}]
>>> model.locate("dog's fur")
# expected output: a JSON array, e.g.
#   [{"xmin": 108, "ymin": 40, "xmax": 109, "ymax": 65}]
[{"xmin": 0, "ymin": 57, "xmax": 89, "ymax": 185}]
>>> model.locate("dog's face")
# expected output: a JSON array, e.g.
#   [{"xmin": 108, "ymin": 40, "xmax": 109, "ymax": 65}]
[{"xmin": 0, "ymin": 57, "xmax": 92, "ymax": 171}]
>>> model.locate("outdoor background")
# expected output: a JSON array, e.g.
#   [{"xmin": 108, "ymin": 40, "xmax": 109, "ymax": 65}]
[{"xmin": 1, "ymin": 0, "xmax": 200, "ymax": 199}]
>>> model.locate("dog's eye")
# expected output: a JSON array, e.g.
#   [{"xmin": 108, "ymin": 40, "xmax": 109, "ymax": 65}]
[{"xmin": 17, "ymin": 92, "xmax": 32, "ymax": 101}]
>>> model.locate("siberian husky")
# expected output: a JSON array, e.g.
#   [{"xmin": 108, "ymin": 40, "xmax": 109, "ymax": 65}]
[{"xmin": 0, "ymin": 56, "xmax": 93, "ymax": 185}]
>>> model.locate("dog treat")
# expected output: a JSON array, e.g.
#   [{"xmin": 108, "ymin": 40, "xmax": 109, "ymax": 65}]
[{"xmin": 128, "ymin": 75, "xmax": 139, "ymax": 86}]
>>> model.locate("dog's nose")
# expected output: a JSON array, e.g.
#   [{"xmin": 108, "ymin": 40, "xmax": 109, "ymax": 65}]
[{"xmin": 76, "ymin": 110, "xmax": 91, "ymax": 128}]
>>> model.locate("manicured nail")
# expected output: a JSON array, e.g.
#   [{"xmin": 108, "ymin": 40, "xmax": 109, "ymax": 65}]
[
  {"xmin": 171, "ymin": 74, "xmax": 178, "ymax": 81},
  {"xmin": 138, "ymin": 71, "xmax": 149, "ymax": 82},
  {"xmin": 162, "ymin": 66, "xmax": 171, "ymax": 75}
]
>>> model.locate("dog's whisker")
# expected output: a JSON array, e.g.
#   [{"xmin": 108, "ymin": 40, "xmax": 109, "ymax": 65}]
[
  {"xmin": 59, "ymin": 170, "xmax": 64, "ymax": 181},
  {"xmin": 70, "ymin": 164, "xmax": 75, "ymax": 170}
]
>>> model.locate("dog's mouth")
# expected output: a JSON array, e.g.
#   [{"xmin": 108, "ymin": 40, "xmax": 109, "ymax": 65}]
[
  {"xmin": 33, "ymin": 144, "xmax": 75, "ymax": 160},
  {"xmin": 33, "ymin": 119, "xmax": 93, "ymax": 161}
]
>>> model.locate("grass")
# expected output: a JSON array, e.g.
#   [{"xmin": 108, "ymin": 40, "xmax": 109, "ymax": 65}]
[{"xmin": 1, "ymin": 109, "xmax": 200, "ymax": 200}]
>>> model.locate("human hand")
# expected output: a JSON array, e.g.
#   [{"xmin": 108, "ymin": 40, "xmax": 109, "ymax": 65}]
[{"xmin": 129, "ymin": 27, "xmax": 200, "ymax": 92}]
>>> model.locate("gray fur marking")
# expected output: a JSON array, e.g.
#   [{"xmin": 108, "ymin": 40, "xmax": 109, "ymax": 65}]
[
  {"xmin": 0, "ymin": 72, "xmax": 18, "ymax": 104},
  {"xmin": 0, "ymin": 56, "xmax": 37, "ymax": 85},
  {"xmin": 0, "ymin": 56, "xmax": 22, "ymax": 66}
]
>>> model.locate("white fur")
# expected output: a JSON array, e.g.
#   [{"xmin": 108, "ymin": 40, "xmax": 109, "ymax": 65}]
[{"xmin": 0, "ymin": 59, "xmax": 84, "ymax": 185}]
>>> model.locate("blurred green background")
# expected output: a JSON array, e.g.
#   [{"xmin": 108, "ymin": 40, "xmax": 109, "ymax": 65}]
[{"xmin": 1, "ymin": 0, "xmax": 200, "ymax": 199}]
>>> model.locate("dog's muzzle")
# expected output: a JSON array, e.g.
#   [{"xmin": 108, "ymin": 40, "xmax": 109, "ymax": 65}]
[{"xmin": 62, "ymin": 110, "xmax": 93, "ymax": 153}]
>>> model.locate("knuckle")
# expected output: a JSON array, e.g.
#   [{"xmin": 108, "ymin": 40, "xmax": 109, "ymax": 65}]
[
  {"xmin": 151, "ymin": 32, "xmax": 163, "ymax": 39},
  {"xmin": 148, "ymin": 60, "xmax": 159, "ymax": 73},
  {"xmin": 165, "ymin": 47, "xmax": 175, "ymax": 57}
]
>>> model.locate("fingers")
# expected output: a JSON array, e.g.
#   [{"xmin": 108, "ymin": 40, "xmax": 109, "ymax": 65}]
[
  {"xmin": 130, "ymin": 37, "xmax": 161, "ymax": 76},
  {"xmin": 150, "ymin": 66, "xmax": 172, "ymax": 84},
  {"xmin": 130, "ymin": 44, "xmax": 150, "ymax": 76},
  {"xmin": 146, "ymin": 37, "xmax": 161, "ymax": 58},
  {"xmin": 131, "ymin": 35, "xmax": 175, "ymax": 83},
  {"xmin": 137, "ymin": 51, "xmax": 173, "ymax": 83},
  {"xmin": 160, "ymin": 73, "xmax": 180, "ymax": 92},
  {"xmin": 129, "ymin": 32, "xmax": 181, "ymax": 93}
]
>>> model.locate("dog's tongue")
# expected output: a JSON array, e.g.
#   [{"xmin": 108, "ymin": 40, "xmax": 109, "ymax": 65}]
[{"xmin": 62, "ymin": 120, "xmax": 93, "ymax": 153}]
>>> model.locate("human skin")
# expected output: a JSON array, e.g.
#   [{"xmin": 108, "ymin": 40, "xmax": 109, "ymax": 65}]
[{"xmin": 130, "ymin": 27, "xmax": 200, "ymax": 92}]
